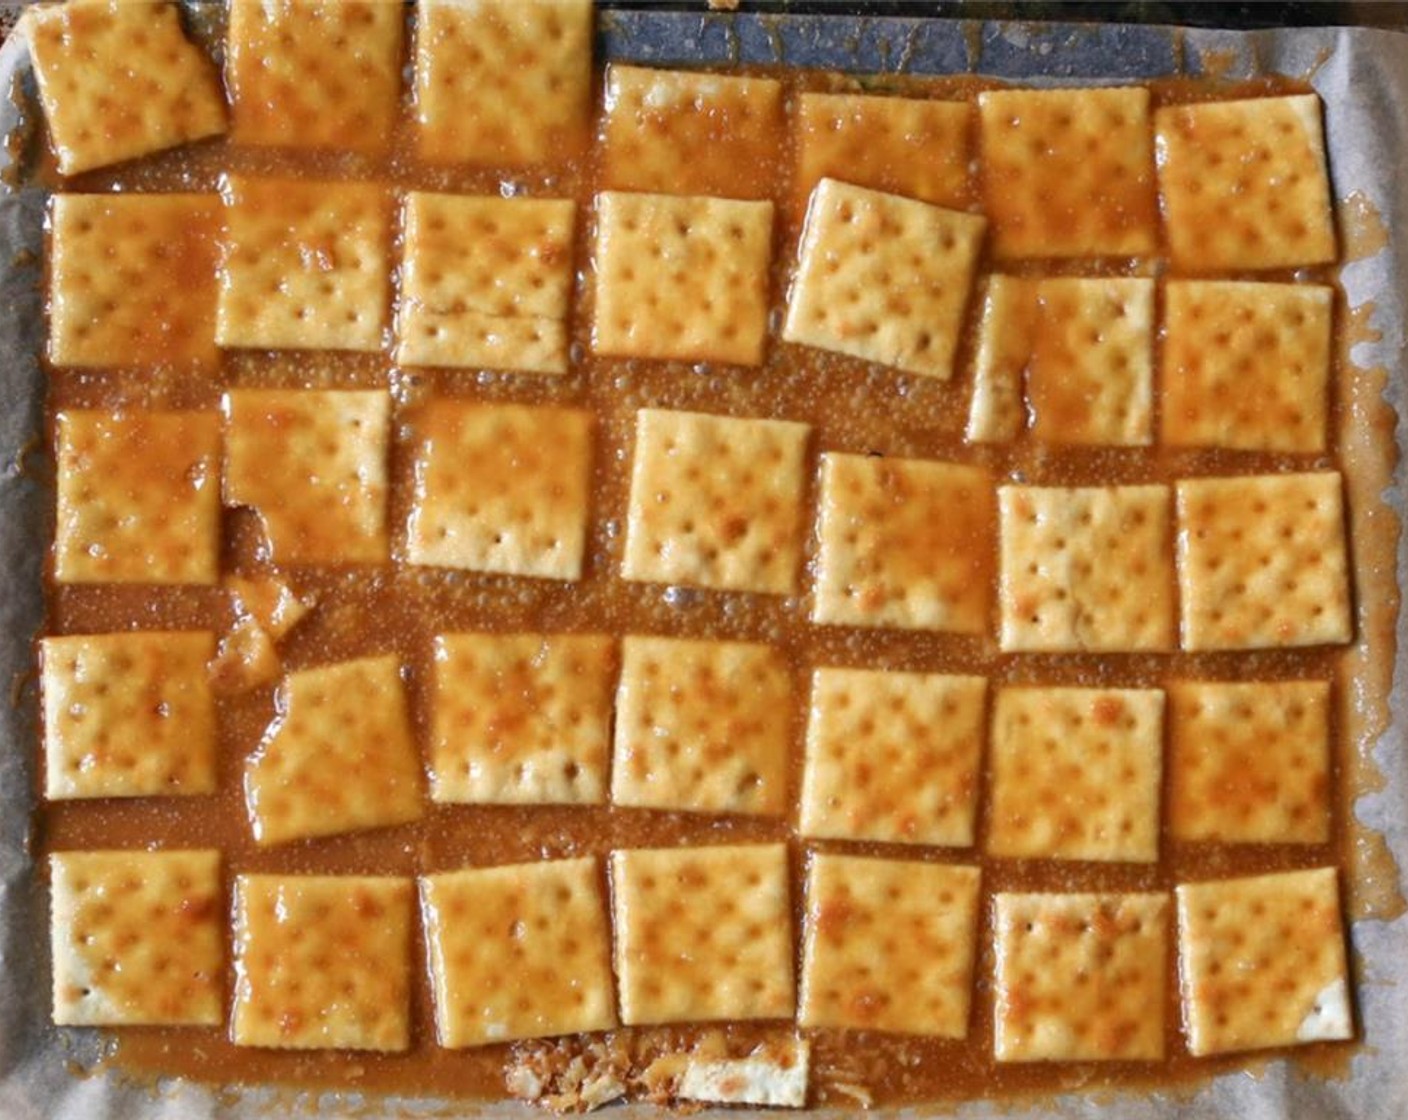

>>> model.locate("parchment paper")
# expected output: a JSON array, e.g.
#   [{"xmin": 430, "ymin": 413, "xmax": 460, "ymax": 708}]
[{"xmin": 0, "ymin": 7, "xmax": 1405, "ymax": 1118}]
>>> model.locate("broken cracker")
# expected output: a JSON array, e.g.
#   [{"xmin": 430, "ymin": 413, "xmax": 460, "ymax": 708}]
[
  {"xmin": 679, "ymin": 1037, "xmax": 810, "ymax": 1109},
  {"xmin": 964, "ymin": 275, "xmax": 1037, "ymax": 444}
]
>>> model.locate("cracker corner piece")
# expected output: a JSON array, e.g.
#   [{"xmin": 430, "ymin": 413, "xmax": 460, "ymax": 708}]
[
  {"xmin": 1177, "ymin": 867, "xmax": 1351, "ymax": 1056},
  {"xmin": 245, "ymin": 655, "xmax": 424, "ymax": 845},
  {"xmin": 994, "ymin": 892, "xmax": 1168, "ymax": 1062},
  {"xmin": 799, "ymin": 853, "xmax": 980, "ymax": 1037},
  {"xmin": 55, "ymin": 409, "xmax": 222, "ymax": 586},
  {"xmin": 415, "ymin": 0, "xmax": 593, "ymax": 166},
  {"xmin": 406, "ymin": 399, "xmax": 594, "ymax": 580},
  {"xmin": 978, "ymin": 85, "xmax": 1157, "ymax": 259},
  {"xmin": 1162, "ymin": 280, "xmax": 1332, "ymax": 453},
  {"xmin": 612, "ymin": 635, "xmax": 792, "ymax": 817},
  {"xmin": 28, "ymin": 0, "xmax": 226, "ymax": 176},
  {"xmin": 592, "ymin": 191, "xmax": 775, "ymax": 367},
  {"xmin": 42, "ymin": 630, "xmax": 217, "ymax": 800},
  {"xmin": 611, "ymin": 844, "xmax": 794, "ymax": 1026},
  {"xmin": 622, "ymin": 408, "xmax": 810, "ymax": 596},
  {"xmin": 998, "ymin": 484, "xmax": 1174, "ymax": 653},
  {"xmin": 813, "ymin": 452, "xmax": 994, "ymax": 635},
  {"xmin": 1156, "ymin": 94, "xmax": 1335, "ymax": 271},
  {"xmin": 49, "ymin": 192, "xmax": 221, "ymax": 369},
  {"xmin": 988, "ymin": 686, "xmax": 1164, "ymax": 863},
  {"xmin": 678, "ymin": 1036, "xmax": 810, "ymax": 1109},
  {"xmin": 51, "ymin": 849, "xmax": 223, "ymax": 1026},
  {"xmin": 783, "ymin": 179, "xmax": 984, "ymax": 380},
  {"xmin": 421, "ymin": 856, "xmax": 616, "ymax": 1047},
  {"xmin": 1175, "ymin": 471, "xmax": 1351, "ymax": 651},
  {"xmin": 232, "ymin": 874, "xmax": 414, "ymax": 1050},
  {"xmin": 227, "ymin": 0, "xmax": 404, "ymax": 154},
  {"xmin": 223, "ymin": 389, "xmax": 391, "ymax": 565},
  {"xmin": 397, "ymin": 192, "xmax": 576, "ymax": 373},
  {"xmin": 430, "ymin": 632, "xmax": 615, "ymax": 805},
  {"xmin": 1168, "ymin": 679, "xmax": 1331, "ymax": 844},
  {"xmin": 800, "ymin": 668, "xmax": 985, "ymax": 847},
  {"xmin": 217, "ymin": 175, "xmax": 392, "ymax": 353}
]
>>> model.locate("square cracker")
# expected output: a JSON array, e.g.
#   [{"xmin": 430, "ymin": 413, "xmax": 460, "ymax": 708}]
[
  {"xmin": 224, "ymin": 390, "xmax": 390, "ymax": 565},
  {"xmin": 430, "ymin": 632, "xmax": 615, "ymax": 805},
  {"xmin": 1175, "ymin": 472, "xmax": 1351, "ymax": 651},
  {"xmin": 1161, "ymin": 280, "xmax": 1332, "ymax": 453},
  {"xmin": 244, "ymin": 655, "xmax": 424, "ymax": 845},
  {"xmin": 978, "ymin": 86, "xmax": 1157, "ymax": 259},
  {"xmin": 414, "ymin": 0, "xmax": 593, "ymax": 166},
  {"xmin": 622, "ymin": 408, "xmax": 811, "ymax": 596},
  {"xmin": 998, "ymin": 484, "xmax": 1175, "ymax": 653},
  {"xmin": 217, "ymin": 176, "xmax": 392, "ymax": 352},
  {"xmin": 994, "ymin": 892, "xmax": 1169, "ymax": 1062},
  {"xmin": 783, "ymin": 179, "xmax": 985, "ymax": 380},
  {"xmin": 612, "ymin": 636, "xmax": 792, "ymax": 817},
  {"xmin": 1177, "ymin": 868, "xmax": 1351, "ymax": 1056},
  {"xmin": 28, "ymin": 0, "xmax": 226, "ymax": 176},
  {"xmin": 51, "ymin": 849, "xmax": 223, "ymax": 1026},
  {"xmin": 1156, "ymin": 95, "xmax": 1336, "ymax": 271},
  {"xmin": 965, "ymin": 275, "xmax": 1037, "ymax": 444},
  {"xmin": 799, "ymin": 853, "xmax": 980, "ymax": 1037},
  {"xmin": 405, "ymin": 399, "xmax": 593, "ymax": 580},
  {"xmin": 800, "ymin": 669, "xmax": 986, "ymax": 847},
  {"xmin": 233, "ymin": 874, "xmax": 414, "ymax": 1050},
  {"xmin": 421, "ymin": 857, "xmax": 616, "ymax": 1046},
  {"xmin": 592, "ymin": 191, "xmax": 775, "ymax": 367},
  {"xmin": 987, "ymin": 687, "xmax": 1165, "ymax": 863},
  {"xmin": 611, "ymin": 844, "xmax": 794, "ymax": 1025},
  {"xmin": 602, "ymin": 65, "xmax": 784, "ymax": 200},
  {"xmin": 49, "ymin": 193, "xmax": 221, "ymax": 368},
  {"xmin": 227, "ymin": 0, "xmax": 405, "ymax": 154},
  {"xmin": 55, "ymin": 410, "xmax": 221, "ymax": 586},
  {"xmin": 812, "ymin": 452, "xmax": 994, "ymax": 634},
  {"xmin": 43, "ymin": 631, "xmax": 217, "ymax": 800},
  {"xmin": 796, "ymin": 91, "xmax": 972, "ymax": 210},
  {"xmin": 397, "ymin": 193, "xmax": 576, "ymax": 373},
  {"xmin": 1027, "ymin": 277, "xmax": 1154, "ymax": 447},
  {"xmin": 1168, "ymin": 680, "xmax": 1331, "ymax": 844}
]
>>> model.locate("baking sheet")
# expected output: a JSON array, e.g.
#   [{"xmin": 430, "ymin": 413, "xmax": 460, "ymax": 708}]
[{"xmin": 1, "ymin": 7, "xmax": 1406, "ymax": 1118}]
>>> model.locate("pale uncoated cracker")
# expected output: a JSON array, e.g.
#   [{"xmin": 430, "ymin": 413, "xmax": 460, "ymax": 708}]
[
  {"xmin": 987, "ymin": 687, "xmax": 1165, "ymax": 863},
  {"xmin": 224, "ymin": 389, "xmax": 391, "ymax": 565},
  {"xmin": 592, "ymin": 191, "xmax": 775, "ymax": 367},
  {"xmin": 227, "ymin": 0, "xmax": 404, "ymax": 154},
  {"xmin": 405, "ymin": 399, "xmax": 593, "ymax": 580},
  {"xmin": 813, "ymin": 452, "xmax": 994, "ymax": 634},
  {"xmin": 800, "ymin": 669, "xmax": 986, "ymax": 847},
  {"xmin": 994, "ymin": 892, "xmax": 1169, "ymax": 1062},
  {"xmin": 978, "ymin": 86, "xmax": 1157, "ymax": 259},
  {"xmin": 1168, "ymin": 679, "xmax": 1332, "ymax": 844},
  {"xmin": 28, "ymin": 0, "xmax": 226, "ymax": 175},
  {"xmin": 43, "ymin": 631, "xmax": 217, "ymax": 800},
  {"xmin": 1156, "ymin": 95, "xmax": 1336, "ymax": 271},
  {"xmin": 1177, "ymin": 868, "xmax": 1351, "ymax": 1056},
  {"xmin": 1162, "ymin": 280, "xmax": 1333, "ymax": 453},
  {"xmin": 51, "ymin": 849, "xmax": 223, "ymax": 1026},
  {"xmin": 233, "ymin": 874, "xmax": 414, "ymax": 1050},
  {"xmin": 611, "ymin": 844, "xmax": 794, "ymax": 1026},
  {"xmin": 421, "ymin": 857, "xmax": 616, "ymax": 1047},
  {"xmin": 612, "ymin": 636, "xmax": 792, "ymax": 817},
  {"xmin": 783, "ymin": 179, "xmax": 985, "ymax": 380},
  {"xmin": 415, "ymin": 0, "xmax": 593, "ymax": 166},
  {"xmin": 1175, "ymin": 471, "xmax": 1352, "ymax": 651},
  {"xmin": 964, "ymin": 275, "xmax": 1036, "ymax": 444},
  {"xmin": 244, "ymin": 655, "xmax": 424, "ymax": 845},
  {"xmin": 55, "ymin": 409, "xmax": 222, "ymax": 586},
  {"xmin": 217, "ymin": 176, "xmax": 392, "ymax": 352},
  {"xmin": 398, "ymin": 192, "xmax": 575, "ymax": 373},
  {"xmin": 430, "ymin": 632, "xmax": 615, "ymax": 805},
  {"xmin": 49, "ymin": 193, "xmax": 221, "ymax": 368},
  {"xmin": 622, "ymin": 408, "xmax": 811, "ymax": 596},
  {"xmin": 998, "ymin": 484, "xmax": 1175, "ymax": 653}
]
